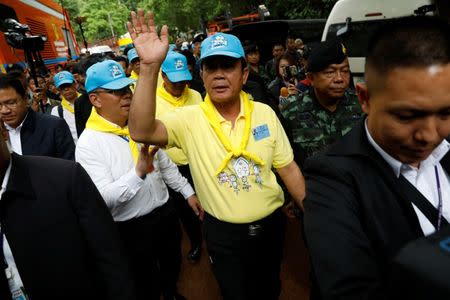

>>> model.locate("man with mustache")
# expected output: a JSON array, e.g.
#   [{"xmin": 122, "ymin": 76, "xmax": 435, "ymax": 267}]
[
  {"xmin": 281, "ymin": 39, "xmax": 362, "ymax": 168},
  {"xmin": 126, "ymin": 9, "xmax": 305, "ymax": 300}
]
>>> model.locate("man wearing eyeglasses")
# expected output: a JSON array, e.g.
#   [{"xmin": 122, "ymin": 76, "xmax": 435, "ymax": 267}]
[
  {"xmin": 75, "ymin": 60, "xmax": 199, "ymax": 300},
  {"xmin": 280, "ymin": 39, "xmax": 362, "ymax": 168},
  {"xmin": 0, "ymin": 74, "xmax": 75, "ymax": 160}
]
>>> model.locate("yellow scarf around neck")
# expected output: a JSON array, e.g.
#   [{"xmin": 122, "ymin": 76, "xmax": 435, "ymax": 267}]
[
  {"xmin": 157, "ymin": 86, "xmax": 189, "ymax": 107},
  {"xmin": 130, "ymin": 71, "xmax": 139, "ymax": 80},
  {"xmin": 85, "ymin": 107, "xmax": 140, "ymax": 163},
  {"xmin": 200, "ymin": 91, "xmax": 264, "ymax": 175},
  {"xmin": 61, "ymin": 92, "xmax": 81, "ymax": 114}
]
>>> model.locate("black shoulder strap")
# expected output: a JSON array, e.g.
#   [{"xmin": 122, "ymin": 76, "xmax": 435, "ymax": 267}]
[
  {"xmin": 398, "ymin": 175, "xmax": 449, "ymax": 230},
  {"xmin": 57, "ymin": 104, "xmax": 63, "ymax": 118}
]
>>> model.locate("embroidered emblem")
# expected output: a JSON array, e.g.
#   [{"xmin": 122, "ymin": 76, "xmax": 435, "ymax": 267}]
[
  {"xmin": 58, "ymin": 73, "xmax": 66, "ymax": 80},
  {"xmin": 211, "ymin": 35, "xmax": 227, "ymax": 49},
  {"xmin": 110, "ymin": 65, "xmax": 123, "ymax": 78},
  {"xmin": 175, "ymin": 59, "xmax": 184, "ymax": 70}
]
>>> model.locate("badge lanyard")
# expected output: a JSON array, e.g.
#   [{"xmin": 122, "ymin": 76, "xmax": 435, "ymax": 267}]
[
  {"xmin": 434, "ymin": 165, "xmax": 444, "ymax": 231},
  {"xmin": 0, "ymin": 229, "xmax": 7, "ymax": 271}
]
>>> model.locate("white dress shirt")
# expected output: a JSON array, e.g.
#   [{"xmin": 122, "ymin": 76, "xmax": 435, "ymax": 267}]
[
  {"xmin": 4, "ymin": 113, "xmax": 28, "ymax": 155},
  {"xmin": 0, "ymin": 160, "xmax": 26, "ymax": 296},
  {"xmin": 51, "ymin": 104, "xmax": 78, "ymax": 144},
  {"xmin": 365, "ymin": 121, "xmax": 450, "ymax": 235},
  {"xmin": 75, "ymin": 127, "xmax": 195, "ymax": 222}
]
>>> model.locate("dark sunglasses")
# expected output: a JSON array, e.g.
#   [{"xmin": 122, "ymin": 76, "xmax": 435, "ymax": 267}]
[{"xmin": 95, "ymin": 86, "xmax": 132, "ymax": 97}]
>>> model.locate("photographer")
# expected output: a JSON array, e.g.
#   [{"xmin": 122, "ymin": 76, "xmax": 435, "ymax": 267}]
[
  {"xmin": 280, "ymin": 39, "xmax": 362, "ymax": 168},
  {"xmin": 27, "ymin": 74, "xmax": 59, "ymax": 114},
  {"xmin": 267, "ymin": 53, "xmax": 301, "ymax": 112}
]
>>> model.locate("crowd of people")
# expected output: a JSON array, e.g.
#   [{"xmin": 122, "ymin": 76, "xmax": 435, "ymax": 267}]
[{"xmin": 0, "ymin": 7, "xmax": 449, "ymax": 300}]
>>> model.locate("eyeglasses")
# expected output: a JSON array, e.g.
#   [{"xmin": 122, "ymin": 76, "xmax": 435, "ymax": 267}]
[
  {"xmin": 95, "ymin": 86, "xmax": 132, "ymax": 97},
  {"xmin": 0, "ymin": 99, "xmax": 20, "ymax": 110}
]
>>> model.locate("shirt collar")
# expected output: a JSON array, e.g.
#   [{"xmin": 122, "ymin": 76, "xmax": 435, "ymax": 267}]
[
  {"xmin": 4, "ymin": 112, "xmax": 28, "ymax": 132},
  {"xmin": 364, "ymin": 119, "xmax": 450, "ymax": 177},
  {"xmin": 217, "ymin": 95, "xmax": 246, "ymax": 124}
]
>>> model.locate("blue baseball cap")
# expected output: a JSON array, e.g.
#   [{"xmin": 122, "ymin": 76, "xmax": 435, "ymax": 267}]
[
  {"xmin": 200, "ymin": 33, "xmax": 245, "ymax": 62},
  {"xmin": 161, "ymin": 51, "xmax": 192, "ymax": 83},
  {"xmin": 85, "ymin": 60, "xmax": 135, "ymax": 93},
  {"xmin": 54, "ymin": 71, "xmax": 75, "ymax": 88},
  {"xmin": 127, "ymin": 48, "xmax": 139, "ymax": 63}
]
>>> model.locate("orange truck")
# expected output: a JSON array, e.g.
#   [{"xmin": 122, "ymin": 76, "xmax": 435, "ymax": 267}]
[{"xmin": 0, "ymin": 0, "xmax": 80, "ymax": 73}]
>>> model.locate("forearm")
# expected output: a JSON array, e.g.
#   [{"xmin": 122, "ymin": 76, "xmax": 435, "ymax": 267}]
[
  {"xmin": 129, "ymin": 64, "xmax": 167, "ymax": 145},
  {"xmin": 277, "ymin": 161, "xmax": 306, "ymax": 209}
]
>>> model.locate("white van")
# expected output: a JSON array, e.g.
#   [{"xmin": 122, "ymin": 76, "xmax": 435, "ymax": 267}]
[{"xmin": 322, "ymin": 0, "xmax": 435, "ymax": 85}]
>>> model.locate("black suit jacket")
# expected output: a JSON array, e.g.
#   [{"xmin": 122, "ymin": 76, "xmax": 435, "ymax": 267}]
[
  {"xmin": 303, "ymin": 119, "xmax": 449, "ymax": 300},
  {"xmin": 0, "ymin": 154, "xmax": 135, "ymax": 300},
  {"xmin": 20, "ymin": 108, "xmax": 75, "ymax": 160}
]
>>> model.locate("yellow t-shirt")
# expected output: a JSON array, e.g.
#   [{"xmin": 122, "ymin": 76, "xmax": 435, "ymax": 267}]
[
  {"xmin": 160, "ymin": 97, "xmax": 294, "ymax": 223},
  {"xmin": 156, "ymin": 87, "xmax": 202, "ymax": 165}
]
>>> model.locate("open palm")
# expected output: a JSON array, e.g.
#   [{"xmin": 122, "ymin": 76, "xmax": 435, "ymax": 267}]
[{"xmin": 127, "ymin": 9, "xmax": 169, "ymax": 65}]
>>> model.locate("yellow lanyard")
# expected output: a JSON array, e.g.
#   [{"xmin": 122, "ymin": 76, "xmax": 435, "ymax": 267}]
[
  {"xmin": 60, "ymin": 92, "xmax": 80, "ymax": 114},
  {"xmin": 157, "ymin": 86, "xmax": 189, "ymax": 107},
  {"xmin": 200, "ymin": 91, "xmax": 264, "ymax": 175}
]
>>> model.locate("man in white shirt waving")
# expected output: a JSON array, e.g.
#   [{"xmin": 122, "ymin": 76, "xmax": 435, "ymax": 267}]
[{"xmin": 76, "ymin": 60, "xmax": 201, "ymax": 300}]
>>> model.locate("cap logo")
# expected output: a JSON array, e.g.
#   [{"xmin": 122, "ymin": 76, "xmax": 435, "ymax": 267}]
[
  {"xmin": 211, "ymin": 35, "xmax": 227, "ymax": 50},
  {"xmin": 58, "ymin": 73, "xmax": 66, "ymax": 80},
  {"xmin": 110, "ymin": 65, "xmax": 123, "ymax": 79},
  {"xmin": 175, "ymin": 59, "xmax": 184, "ymax": 70}
]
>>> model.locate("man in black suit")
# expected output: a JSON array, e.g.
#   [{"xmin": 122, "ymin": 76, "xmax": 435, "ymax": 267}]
[
  {"xmin": 0, "ymin": 124, "xmax": 135, "ymax": 299},
  {"xmin": 304, "ymin": 16, "xmax": 450, "ymax": 299},
  {"xmin": 0, "ymin": 74, "xmax": 75, "ymax": 160}
]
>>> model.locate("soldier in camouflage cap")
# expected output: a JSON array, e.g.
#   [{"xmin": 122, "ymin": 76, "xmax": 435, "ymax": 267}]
[{"xmin": 281, "ymin": 38, "xmax": 363, "ymax": 167}]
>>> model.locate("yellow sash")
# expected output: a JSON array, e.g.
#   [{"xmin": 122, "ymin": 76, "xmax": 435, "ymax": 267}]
[
  {"xmin": 200, "ymin": 91, "xmax": 264, "ymax": 175},
  {"xmin": 85, "ymin": 107, "xmax": 140, "ymax": 163},
  {"xmin": 157, "ymin": 86, "xmax": 189, "ymax": 107},
  {"xmin": 129, "ymin": 71, "xmax": 139, "ymax": 80},
  {"xmin": 61, "ymin": 92, "xmax": 81, "ymax": 114}
]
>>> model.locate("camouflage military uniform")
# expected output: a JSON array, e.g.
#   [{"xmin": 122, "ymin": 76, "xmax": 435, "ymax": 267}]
[{"xmin": 281, "ymin": 88, "xmax": 363, "ymax": 166}]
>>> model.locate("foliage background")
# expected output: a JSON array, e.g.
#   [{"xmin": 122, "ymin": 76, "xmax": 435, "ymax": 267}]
[{"xmin": 58, "ymin": 0, "xmax": 338, "ymax": 44}]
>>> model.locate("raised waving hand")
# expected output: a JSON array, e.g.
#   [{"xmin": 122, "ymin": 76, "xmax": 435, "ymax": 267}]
[{"xmin": 127, "ymin": 9, "xmax": 169, "ymax": 66}]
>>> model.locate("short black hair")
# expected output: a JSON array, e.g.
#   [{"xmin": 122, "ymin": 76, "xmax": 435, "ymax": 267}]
[
  {"xmin": 72, "ymin": 61, "xmax": 84, "ymax": 75},
  {"xmin": 366, "ymin": 16, "xmax": 450, "ymax": 75},
  {"xmin": 80, "ymin": 54, "xmax": 106, "ymax": 76},
  {"xmin": 113, "ymin": 56, "xmax": 129, "ymax": 69},
  {"xmin": 0, "ymin": 74, "xmax": 27, "ymax": 98},
  {"xmin": 179, "ymin": 50, "xmax": 196, "ymax": 67}
]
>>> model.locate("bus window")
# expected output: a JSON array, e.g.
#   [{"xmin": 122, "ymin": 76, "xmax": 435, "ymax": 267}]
[{"xmin": 326, "ymin": 20, "xmax": 387, "ymax": 57}]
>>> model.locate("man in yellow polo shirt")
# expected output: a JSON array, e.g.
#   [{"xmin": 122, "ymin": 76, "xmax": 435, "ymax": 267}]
[
  {"xmin": 127, "ymin": 9, "xmax": 305, "ymax": 300},
  {"xmin": 157, "ymin": 50, "xmax": 204, "ymax": 263}
]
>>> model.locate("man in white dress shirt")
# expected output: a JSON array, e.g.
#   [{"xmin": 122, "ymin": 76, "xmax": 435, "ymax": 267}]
[
  {"xmin": 76, "ymin": 60, "xmax": 201, "ymax": 300},
  {"xmin": 51, "ymin": 71, "xmax": 80, "ymax": 144},
  {"xmin": 303, "ymin": 16, "xmax": 450, "ymax": 300}
]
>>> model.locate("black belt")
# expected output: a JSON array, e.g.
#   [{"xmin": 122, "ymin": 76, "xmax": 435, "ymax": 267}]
[{"xmin": 204, "ymin": 208, "xmax": 283, "ymax": 237}]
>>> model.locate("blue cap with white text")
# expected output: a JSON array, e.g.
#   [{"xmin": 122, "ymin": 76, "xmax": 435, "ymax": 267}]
[
  {"xmin": 161, "ymin": 51, "xmax": 192, "ymax": 83},
  {"xmin": 200, "ymin": 33, "xmax": 245, "ymax": 62},
  {"xmin": 85, "ymin": 60, "xmax": 135, "ymax": 93},
  {"xmin": 54, "ymin": 71, "xmax": 75, "ymax": 88},
  {"xmin": 127, "ymin": 48, "xmax": 139, "ymax": 63}
]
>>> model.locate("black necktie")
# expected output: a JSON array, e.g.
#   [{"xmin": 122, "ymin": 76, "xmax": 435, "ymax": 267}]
[{"xmin": 0, "ymin": 233, "xmax": 12, "ymax": 299}]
